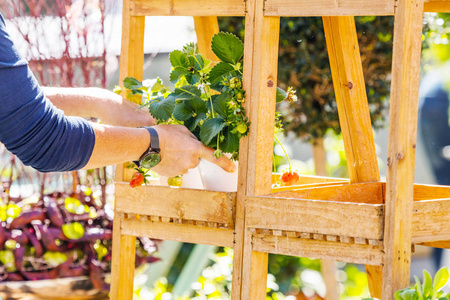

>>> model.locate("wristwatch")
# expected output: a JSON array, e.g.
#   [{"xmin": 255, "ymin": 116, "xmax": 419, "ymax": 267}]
[{"xmin": 134, "ymin": 127, "xmax": 161, "ymax": 168}]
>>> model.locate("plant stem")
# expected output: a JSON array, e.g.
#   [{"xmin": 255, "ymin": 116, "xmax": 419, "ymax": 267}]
[
  {"xmin": 206, "ymin": 85, "xmax": 215, "ymax": 118},
  {"xmin": 274, "ymin": 134, "xmax": 292, "ymax": 172}
]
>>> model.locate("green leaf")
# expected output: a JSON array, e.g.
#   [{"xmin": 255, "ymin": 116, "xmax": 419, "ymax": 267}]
[
  {"xmin": 169, "ymin": 50, "xmax": 190, "ymax": 68},
  {"xmin": 62, "ymin": 222, "xmax": 85, "ymax": 240},
  {"xmin": 149, "ymin": 95, "xmax": 175, "ymax": 121},
  {"xmin": 170, "ymin": 67, "xmax": 189, "ymax": 84},
  {"xmin": 434, "ymin": 267, "xmax": 449, "ymax": 292},
  {"xmin": 184, "ymin": 113, "xmax": 206, "ymax": 132},
  {"xmin": 212, "ymin": 92, "xmax": 231, "ymax": 118},
  {"xmin": 276, "ymin": 87, "xmax": 288, "ymax": 103},
  {"xmin": 211, "ymin": 32, "xmax": 244, "ymax": 64},
  {"xmin": 415, "ymin": 276, "xmax": 424, "ymax": 300},
  {"xmin": 173, "ymin": 103, "xmax": 194, "ymax": 121},
  {"xmin": 423, "ymin": 270, "xmax": 433, "ymax": 297},
  {"xmin": 174, "ymin": 85, "xmax": 203, "ymax": 102},
  {"xmin": 209, "ymin": 62, "xmax": 237, "ymax": 84},
  {"xmin": 220, "ymin": 126, "xmax": 240, "ymax": 153},
  {"xmin": 123, "ymin": 77, "xmax": 143, "ymax": 90},
  {"xmin": 200, "ymin": 118, "xmax": 227, "ymax": 145},
  {"xmin": 189, "ymin": 54, "xmax": 206, "ymax": 71}
]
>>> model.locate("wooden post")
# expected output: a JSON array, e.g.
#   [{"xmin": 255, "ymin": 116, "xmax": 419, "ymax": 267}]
[
  {"xmin": 382, "ymin": 0, "xmax": 425, "ymax": 296},
  {"xmin": 232, "ymin": 0, "xmax": 257, "ymax": 297},
  {"xmin": 322, "ymin": 16, "xmax": 382, "ymax": 298},
  {"xmin": 111, "ymin": 0, "xmax": 145, "ymax": 298},
  {"xmin": 193, "ymin": 17, "xmax": 219, "ymax": 61}
]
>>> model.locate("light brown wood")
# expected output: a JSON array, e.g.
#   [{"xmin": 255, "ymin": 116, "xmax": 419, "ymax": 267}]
[
  {"xmin": 323, "ymin": 15, "xmax": 382, "ymax": 298},
  {"xmin": 271, "ymin": 182, "xmax": 384, "ymax": 204},
  {"xmin": 412, "ymin": 199, "xmax": 450, "ymax": 243},
  {"xmin": 382, "ymin": 0, "xmax": 425, "ymax": 296},
  {"xmin": 413, "ymin": 183, "xmax": 450, "ymax": 200},
  {"xmin": 121, "ymin": 218, "xmax": 234, "ymax": 247},
  {"xmin": 272, "ymin": 173, "xmax": 349, "ymax": 185},
  {"xmin": 248, "ymin": 251, "xmax": 269, "ymax": 300},
  {"xmin": 115, "ymin": 183, "xmax": 236, "ymax": 226},
  {"xmin": 245, "ymin": 11, "xmax": 281, "ymax": 196},
  {"xmin": 193, "ymin": 17, "xmax": 219, "ymax": 61},
  {"xmin": 424, "ymin": 0, "xmax": 450, "ymax": 12},
  {"xmin": 271, "ymin": 181, "xmax": 347, "ymax": 193},
  {"xmin": 252, "ymin": 234, "xmax": 383, "ymax": 265},
  {"xmin": 110, "ymin": 212, "xmax": 123, "ymax": 300},
  {"xmin": 232, "ymin": 0, "xmax": 257, "ymax": 296},
  {"xmin": 312, "ymin": 138, "xmax": 327, "ymax": 176},
  {"xmin": 418, "ymin": 240, "xmax": 450, "ymax": 248},
  {"xmin": 264, "ymin": 0, "xmax": 394, "ymax": 16},
  {"xmin": 245, "ymin": 196, "xmax": 384, "ymax": 239},
  {"xmin": 130, "ymin": 0, "xmax": 246, "ymax": 16}
]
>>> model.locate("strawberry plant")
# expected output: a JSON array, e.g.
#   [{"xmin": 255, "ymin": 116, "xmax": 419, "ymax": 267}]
[{"xmin": 124, "ymin": 32, "xmax": 250, "ymax": 161}]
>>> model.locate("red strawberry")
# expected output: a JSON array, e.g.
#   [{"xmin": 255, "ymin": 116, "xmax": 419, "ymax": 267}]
[
  {"xmin": 130, "ymin": 172, "xmax": 145, "ymax": 188},
  {"xmin": 280, "ymin": 171, "xmax": 300, "ymax": 186}
]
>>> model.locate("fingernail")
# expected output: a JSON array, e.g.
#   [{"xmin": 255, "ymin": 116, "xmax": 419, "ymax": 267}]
[{"xmin": 231, "ymin": 163, "xmax": 237, "ymax": 172}]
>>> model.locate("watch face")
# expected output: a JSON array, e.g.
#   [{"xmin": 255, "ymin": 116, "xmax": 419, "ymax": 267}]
[{"xmin": 141, "ymin": 152, "xmax": 161, "ymax": 169}]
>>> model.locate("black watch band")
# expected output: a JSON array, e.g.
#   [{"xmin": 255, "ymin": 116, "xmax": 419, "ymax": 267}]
[{"xmin": 133, "ymin": 127, "xmax": 160, "ymax": 168}]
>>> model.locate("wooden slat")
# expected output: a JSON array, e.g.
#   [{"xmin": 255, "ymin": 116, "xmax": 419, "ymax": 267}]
[
  {"xmin": 130, "ymin": 0, "xmax": 246, "ymax": 16},
  {"xmin": 412, "ymin": 199, "xmax": 450, "ymax": 243},
  {"xmin": 271, "ymin": 181, "xmax": 347, "ymax": 193},
  {"xmin": 272, "ymin": 174, "xmax": 349, "ymax": 185},
  {"xmin": 246, "ymin": 13, "xmax": 280, "ymax": 196},
  {"xmin": 245, "ymin": 196, "xmax": 384, "ymax": 239},
  {"xmin": 121, "ymin": 218, "xmax": 234, "ymax": 247},
  {"xmin": 382, "ymin": 0, "xmax": 425, "ymax": 296},
  {"xmin": 271, "ymin": 182, "xmax": 384, "ymax": 204},
  {"xmin": 252, "ymin": 234, "xmax": 383, "ymax": 265},
  {"xmin": 231, "ymin": 0, "xmax": 257, "ymax": 296},
  {"xmin": 264, "ymin": 0, "xmax": 394, "ymax": 16},
  {"xmin": 413, "ymin": 184, "xmax": 450, "ymax": 200},
  {"xmin": 115, "ymin": 183, "xmax": 235, "ymax": 225},
  {"xmin": 193, "ymin": 17, "xmax": 219, "ymax": 62},
  {"xmin": 424, "ymin": 0, "xmax": 450, "ymax": 12},
  {"xmin": 418, "ymin": 240, "xmax": 450, "ymax": 248}
]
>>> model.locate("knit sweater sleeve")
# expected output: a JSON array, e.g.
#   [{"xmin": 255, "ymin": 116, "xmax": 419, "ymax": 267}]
[{"xmin": 0, "ymin": 14, "xmax": 95, "ymax": 172}]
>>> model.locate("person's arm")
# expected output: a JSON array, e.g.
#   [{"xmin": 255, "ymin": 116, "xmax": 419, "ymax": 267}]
[
  {"xmin": 84, "ymin": 124, "xmax": 236, "ymax": 177},
  {"xmin": 42, "ymin": 86, "xmax": 154, "ymax": 127}
]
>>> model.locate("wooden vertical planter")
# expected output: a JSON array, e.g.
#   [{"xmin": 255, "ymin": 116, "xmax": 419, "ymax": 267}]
[{"xmin": 111, "ymin": 0, "xmax": 450, "ymax": 299}]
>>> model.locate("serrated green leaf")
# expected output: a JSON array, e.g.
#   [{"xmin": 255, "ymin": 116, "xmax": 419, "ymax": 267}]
[
  {"xmin": 174, "ymin": 85, "xmax": 203, "ymax": 101},
  {"xmin": 169, "ymin": 50, "xmax": 190, "ymax": 68},
  {"xmin": 200, "ymin": 118, "xmax": 226, "ymax": 145},
  {"xmin": 424, "ymin": 270, "xmax": 433, "ymax": 297},
  {"xmin": 220, "ymin": 126, "xmax": 240, "ymax": 153},
  {"xmin": 213, "ymin": 92, "xmax": 231, "ymax": 118},
  {"xmin": 62, "ymin": 222, "xmax": 85, "ymax": 240},
  {"xmin": 170, "ymin": 67, "xmax": 190, "ymax": 84},
  {"xmin": 149, "ymin": 95, "xmax": 175, "ymax": 121},
  {"xmin": 209, "ymin": 62, "xmax": 237, "ymax": 83},
  {"xmin": 184, "ymin": 113, "xmax": 206, "ymax": 132},
  {"xmin": 173, "ymin": 103, "xmax": 194, "ymax": 121},
  {"xmin": 123, "ymin": 77, "xmax": 143, "ymax": 90},
  {"xmin": 211, "ymin": 32, "xmax": 244, "ymax": 64},
  {"xmin": 189, "ymin": 73, "xmax": 201, "ymax": 85},
  {"xmin": 276, "ymin": 87, "xmax": 288, "ymax": 103},
  {"xmin": 434, "ymin": 267, "xmax": 449, "ymax": 292},
  {"xmin": 189, "ymin": 54, "xmax": 206, "ymax": 71}
]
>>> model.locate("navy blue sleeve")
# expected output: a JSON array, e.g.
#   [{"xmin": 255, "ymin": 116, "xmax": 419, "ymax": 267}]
[{"xmin": 0, "ymin": 14, "xmax": 95, "ymax": 172}]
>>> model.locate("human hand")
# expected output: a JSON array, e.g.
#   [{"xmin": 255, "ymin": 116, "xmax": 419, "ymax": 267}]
[{"xmin": 151, "ymin": 125, "xmax": 236, "ymax": 177}]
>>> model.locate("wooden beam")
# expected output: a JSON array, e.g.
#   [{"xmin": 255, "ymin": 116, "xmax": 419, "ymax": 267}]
[
  {"xmin": 382, "ymin": 0, "xmax": 425, "ymax": 296},
  {"xmin": 121, "ymin": 218, "xmax": 234, "ymax": 247},
  {"xmin": 424, "ymin": 0, "xmax": 450, "ymax": 12},
  {"xmin": 413, "ymin": 183, "xmax": 450, "ymax": 200},
  {"xmin": 412, "ymin": 199, "xmax": 450, "ymax": 243},
  {"xmin": 270, "ymin": 182, "xmax": 384, "ymax": 204},
  {"xmin": 115, "ymin": 183, "xmax": 236, "ymax": 226},
  {"xmin": 272, "ymin": 174, "xmax": 349, "ymax": 185},
  {"xmin": 130, "ymin": 0, "xmax": 246, "ymax": 16},
  {"xmin": 193, "ymin": 17, "xmax": 219, "ymax": 62},
  {"xmin": 264, "ymin": 0, "xmax": 394, "ymax": 16},
  {"xmin": 252, "ymin": 234, "xmax": 383, "ymax": 265},
  {"xmin": 245, "ymin": 196, "xmax": 384, "ymax": 239},
  {"xmin": 417, "ymin": 240, "xmax": 450, "ymax": 248}
]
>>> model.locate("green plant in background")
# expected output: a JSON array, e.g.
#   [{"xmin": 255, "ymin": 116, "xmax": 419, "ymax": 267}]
[{"xmin": 364, "ymin": 267, "xmax": 450, "ymax": 300}]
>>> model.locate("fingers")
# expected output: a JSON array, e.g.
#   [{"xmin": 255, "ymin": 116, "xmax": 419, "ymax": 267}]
[{"xmin": 199, "ymin": 146, "xmax": 237, "ymax": 173}]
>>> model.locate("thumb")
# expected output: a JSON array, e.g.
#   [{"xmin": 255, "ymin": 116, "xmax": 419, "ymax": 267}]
[{"xmin": 199, "ymin": 146, "xmax": 237, "ymax": 173}]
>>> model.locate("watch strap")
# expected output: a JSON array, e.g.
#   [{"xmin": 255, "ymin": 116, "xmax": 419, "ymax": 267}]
[{"xmin": 133, "ymin": 127, "xmax": 160, "ymax": 167}]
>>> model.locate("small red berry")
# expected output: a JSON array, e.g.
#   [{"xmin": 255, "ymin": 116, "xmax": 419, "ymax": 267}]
[
  {"xmin": 280, "ymin": 171, "xmax": 300, "ymax": 186},
  {"xmin": 130, "ymin": 172, "xmax": 145, "ymax": 188}
]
